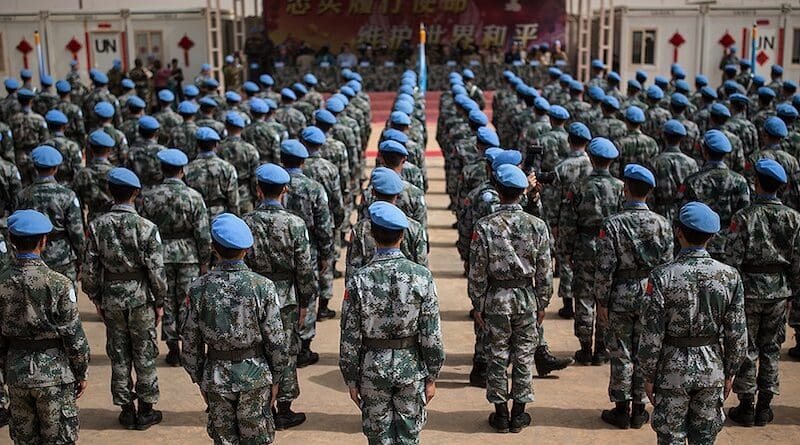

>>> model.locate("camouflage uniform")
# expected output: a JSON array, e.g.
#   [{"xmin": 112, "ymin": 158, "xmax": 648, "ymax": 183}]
[
  {"xmin": 592, "ymin": 115, "xmax": 627, "ymax": 142},
  {"xmin": 9, "ymin": 108, "xmax": 49, "ymax": 184},
  {"xmin": 676, "ymin": 117, "xmax": 702, "ymax": 165},
  {"xmin": 615, "ymin": 130, "xmax": 659, "ymax": 177},
  {"xmin": 0, "ymin": 158, "xmax": 22, "ymax": 221},
  {"xmin": 642, "ymin": 106, "xmax": 672, "ymax": 141},
  {"xmin": 182, "ymin": 259, "xmax": 289, "ymax": 445},
  {"xmin": 101, "ymin": 123, "xmax": 129, "ymax": 166},
  {"xmin": 639, "ymin": 248, "xmax": 747, "ymax": 445},
  {"xmin": 18, "ymin": 177, "xmax": 85, "ymax": 284},
  {"xmin": 185, "ymin": 151, "xmax": 239, "ymax": 218},
  {"xmin": 0, "ymin": 255, "xmax": 90, "ymax": 445},
  {"xmin": 595, "ymin": 201, "xmax": 673, "ymax": 404},
  {"xmin": 320, "ymin": 137, "xmax": 351, "ymax": 208},
  {"xmin": 651, "ymin": 145, "xmax": 699, "ymax": 222},
  {"xmin": 32, "ymin": 90, "xmax": 59, "ymax": 117},
  {"xmin": 0, "ymin": 123, "xmax": 15, "ymax": 162},
  {"xmin": 73, "ymin": 157, "xmax": 115, "ymax": 221},
  {"xmin": 725, "ymin": 113, "xmax": 759, "ymax": 157},
  {"xmin": 746, "ymin": 145, "xmax": 800, "ymax": 210},
  {"xmin": 274, "ymin": 106, "xmax": 307, "ymax": 139},
  {"xmin": 218, "ymin": 136, "xmax": 260, "ymax": 214},
  {"xmin": 82, "ymin": 203, "xmax": 168, "ymax": 407},
  {"xmin": 195, "ymin": 116, "xmax": 226, "ymax": 139},
  {"xmin": 119, "ymin": 117, "xmax": 140, "ymax": 147},
  {"xmin": 168, "ymin": 120, "xmax": 199, "ymax": 160},
  {"xmin": 140, "ymin": 178, "xmax": 211, "ymax": 347},
  {"xmin": 345, "ymin": 215, "xmax": 428, "ymax": 284},
  {"xmin": 360, "ymin": 180, "xmax": 427, "ymax": 229},
  {"xmin": 518, "ymin": 115, "xmax": 552, "ymax": 151},
  {"xmin": 0, "ymin": 93, "xmax": 20, "ymax": 122},
  {"xmin": 538, "ymin": 126, "xmax": 571, "ymax": 221},
  {"xmin": 469, "ymin": 203, "xmax": 553, "ymax": 404},
  {"xmin": 222, "ymin": 64, "xmax": 244, "ymax": 91},
  {"xmin": 340, "ymin": 249, "xmax": 444, "ymax": 444},
  {"xmin": 41, "ymin": 133, "xmax": 83, "ymax": 187},
  {"xmin": 83, "ymin": 89, "xmax": 121, "ymax": 129},
  {"xmin": 153, "ymin": 108, "xmax": 184, "ymax": 145},
  {"xmin": 243, "ymin": 119, "xmax": 283, "ymax": 163},
  {"xmin": 127, "ymin": 138, "xmax": 167, "ymax": 188}
]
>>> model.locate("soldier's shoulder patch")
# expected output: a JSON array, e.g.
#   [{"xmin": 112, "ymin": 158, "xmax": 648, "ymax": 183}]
[
  {"xmin": 154, "ymin": 230, "xmax": 162, "ymax": 244},
  {"xmin": 471, "ymin": 231, "xmax": 479, "ymax": 241},
  {"xmin": 566, "ymin": 191, "xmax": 574, "ymax": 201},
  {"xmin": 729, "ymin": 221, "xmax": 738, "ymax": 233},
  {"xmin": 599, "ymin": 229, "xmax": 606, "ymax": 239},
  {"xmin": 68, "ymin": 287, "xmax": 77, "ymax": 303},
  {"xmin": 678, "ymin": 183, "xmax": 686, "ymax": 194},
  {"xmin": 73, "ymin": 197, "xmax": 80, "ymax": 207},
  {"xmin": 481, "ymin": 191, "xmax": 493, "ymax": 203},
  {"xmin": 0, "ymin": 241, "xmax": 6, "ymax": 253},
  {"xmin": 343, "ymin": 289, "xmax": 349, "ymax": 301},
  {"xmin": 645, "ymin": 280, "xmax": 653, "ymax": 295},
  {"xmin": 744, "ymin": 161, "xmax": 752, "ymax": 170}
]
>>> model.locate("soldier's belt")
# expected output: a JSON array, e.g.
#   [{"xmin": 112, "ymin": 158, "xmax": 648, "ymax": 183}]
[
  {"xmin": 663, "ymin": 335, "xmax": 718, "ymax": 347},
  {"xmin": 8, "ymin": 337, "xmax": 63, "ymax": 351},
  {"xmin": 105, "ymin": 270, "xmax": 146, "ymax": 282},
  {"xmin": 206, "ymin": 199, "xmax": 226, "ymax": 207},
  {"xmin": 264, "ymin": 272, "xmax": 293, "ymax": 282},
  {"xmin": 362, "ymin": 336, "xmax": 418, "ymax": 349},
  {"xmin": 615, "ymin": 269, "xmax": 652, "ymax": 280},
  {"xmin": 489, "ymin": 278, "xmax": 534, "ymax": 289},
  {"xmin": 46, "ymin": 231, "xmax": 67, "ymax": 241},
  {"xmin": 578, "ymin": 226, "xmax": 601, "ymax": 236},
  {"xmin": 206, "ymin": 343, "xmax": 264, "ymax": 361},
  {"xmin": 742, "ymin": 264, "xmax": 787, "ymax": 275}
]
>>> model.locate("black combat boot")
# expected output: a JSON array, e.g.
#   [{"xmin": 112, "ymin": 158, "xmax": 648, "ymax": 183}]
[
  {"xmin": 728, "ymin": 394, "xmax": 755, "ymax": 427},
  {"xmin": 274, "ymin": 401, "xmax": 307, "ymax": 430},
  {"xmin": 488, "ymin": 402, "xmax": 510, "ymax": 433},
  {"xmin": 601, "ymin": 401, "xmax": 631, "ymax": 429},
  {"xmin": 509, "ymin": 402, "xmax": 531, "ymax": 433},
  {"xmin": 630, "ymin": 403, "xmax": 649, "ymax": 429},
  {"xmin": 165, "ymin": 340, "xmax": 181, "ymax": 367},
  {"xmin": 788, "ymin": 331, "xmax": 800, "ymax": 360},
  {"xmin": 558, "ymin": 298, "xmax": 574, "ymax": 319},
  {"xmin": 592, "ymin": 340, "xmax": 609, "ymax": 366},
  {"xmin": 534, "ymin": 345, "xmax": 573, "ymax": 376},
  {"xmin": 136, "ymin": 401, "xmax": 162, "ymax": 430},
  {"xmin": 755, "ymin": 392, "xmax": 774, "ymax": 426},
  {"xmin": 574, "ymin": 341, "xmax": 593, "ymax": 366},
  {"xmin": 469, "ymin": 361, "xmax": 487, "ymax": 388},
  {"xmin": 317, "ymin": 298, "xmax": 336, "ymax": 320},
  {"xmin": 118, "ymin": 403, "xmax": 137, "ymax": 429},
  {"xmin": 0, "ymin": 407, "xmax": 10, "ymax": 428},
  {"xmin": 296, "ymin": 339, "xmax": 319, "ymax": 368}
]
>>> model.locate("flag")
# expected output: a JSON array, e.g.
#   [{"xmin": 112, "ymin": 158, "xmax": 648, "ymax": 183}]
[{"xmin": 419, "ymin": 23, "xmax": 427, "ymax": 95}]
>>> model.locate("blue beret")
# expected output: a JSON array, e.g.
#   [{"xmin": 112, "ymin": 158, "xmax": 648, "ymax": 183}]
[
  {"xmin": 371, "ymin": 167, "xmax": 404, "ymax": 195},
  {"xmin": 522, "ymin": 85, "xmax": 538, "ymax": 98},
  {"xmin": 127, "ymin": 96, "xmax": 146, "ymax": 110},
  {"xmin": 211, "ymin": 213, "xmax": 254, "ymax": 249},
  {"xmin": 303, "ymin": 73, "xmax": 318, "ymax": 85},
  {"xmin": 40, "ymin": 75, "xmax": 53, "ymax": 86},
  {"xmin": 382, "ymin": 128, "xmax": 408, "ymax": 144},
  {"xmin": 654, "ymin": 76, "xmax": 669, "ymax": 87},
  {"xmin": 178, "ymin": 100, "xmax": 199, "ymax": 114},
  {"xmin": 534, "ymin": 97, "xmax": 550, "ymax": 112},
  {"xmin": 183, "ymin": 84, "xmax": 200, "ymax": 97},
  {"xmin": 469, "ymin": 109, "xmax": 488, "ymax": 126},
  {"xmin": 627, "ymin": 79, "xmax": 642, "ymax": 91},
  {"xmin": 107, "ymin": 167, "xmax": 141, "ymax": 188},
  {"xmin": 341, "ymin": 68, "xmax": 354, "ymax": 79},
  {"xmin": 494, "ymin": 164, "xmax": 528, "ymax": 189},
  {"xmin": 280, "ymin": 139, "xmax": 308, "ymax": 158},
  {"xmin": 225, "ymin": 91, "xmax": 242, "ymax": 103},
  {"xmin": 673, "ymin": 67, "xmax": 686, "ymax": 79},
  {"xmin": 729, "ymin": 46, "xmax": 738, "ymax": 53},
  {"xmin": 752, "ymin": 75, "xmax": 765, "ymax": 86},
  {"xmin": 729, "ymin": 93, "xmax": 750, "ymax": 104},
  {"xmin": 398, "ymin": 84, "xmax": 414, "ymax": 96},
  {"xmin": 784, "ymin": 80, "xmax": 798, "ymax": 91},
  {"xmin": 703, "ymin": 129, "xmax": 732, "ymax": 153},
  {"xmin": 259, "ymin": 74, "xmax": 274, "ymax": 86},
  {"xmin": 94, "ymin": 101, "xmax": 115, "ymax": 118},
  {"xmin": 636, "ymin": 69, "xmax": 648, "ymax": 82},
  {"xmin": 548, "ymin": 67, "xmax": 562, "ymax": 77},
  {"xmin": 758, "ymin": 87, "xmax": 776, "ymax": 98},
  {"xmin": 663, "ymin": 119, "xmax": 687, "ymax": 136},
  {"xmin": 55, "ymin": 80, "xmax": 71, "ymax": 93},
  {"xmin": 710, "ymin": 103, "xmax": 731, "ymax": 118},
  {"xmin": 301, "ymin": 126, "xmax": 326, "ymax": 145},
  {"xmin": 679, "ymin": 202, "xmax": 720, "ymax": 234},
  {"xmin": 204, "ymin": 78, "xmax": 219, "ymax": 88},
  {"xmin": 588, "ymin": 137, "xmax": 619, "ymax": 159},
  {"xmin": 225, "ymin": 111, "xmax": 245, "ymax": 128},
  {"xmin": 225, "ymin": 55, "xmax": 235, "ymax": 63},
  {"xmin": 89, "ymin": 130, "xmax": 115, "ymax": 148},
  {"xmin": 314, "ymin": 109, "xmax": 336, "ymax": 125},
  {"xmin": 249, "ymin": 98, "xmax": 269, "ymax": 114},
  {"xmin": 794, "ymin": 95, "xmax": 800, "ymax": 109},
  {"xmin": 340, "ymin": 86, "xmax": 356, "ymax": 98},
  {"xmin": 121, "ymin": 78, "xmax": 135, "ymax": 89},
  {"xmin": 700, "ymin": 86, "xmax": 718, "ymax": 99},
  {"xmin": 568, "ymin": 122, "xmax": 592, "ymax": 140},
  {"xmin": 393, "ymin": 100, "xmax": 413, "ymax": 115},
  {"xmin": 625, "ymin": 106, "xmax": 645, "ymax": 124},
  {"xmin": 196, "ymin": 126, "xmax": 221, "ymax": 142},
  {"xmin": 670, "ymin": 93, "xmax": 689, "ymax": 107},
  {"xmin": 89, "ymin": 68, "xmax": 99, "ymax": 80},
  {"xmin": 462, "ymin": 68, "xmax": 475, "ymax": 80},
  {"xmin": 4, "ymin": 78, "xmax": 19, "ymax": 90},
  {"xmin": 777, "ymin": 103, "xmax": 799, "ymax": 118},
  {"xmin": 723, "ymin": 80, "xmax": 741, "ymax": 93},
  {"xmin": 93, "ymin": 72, "xmax": 109, "ymax": 84},
  {"xmin": 8, "ymin": 209, "xmax": 53, "ymax": 236},
  {"xmin": 755, "ymin": 158, "xmax": 787, "ymax": 184},
  {"xmin": 158, "ymin": 89, "xmax": 174, "ymax": 102},
  {"xmin": 369, "ymin": 201, "xmax": 409, "ymax": 230},
  {"xmin": 548, "ymin": 105, "xmax": 570, "ymax": 120},
  {"xmin": 772, "ymin": 65, "xmax": 784, "ymax": 75},
  {"xmin": 646, "ymin": 85, "xmax": 664, "ymax": 100},
  {"xmin": 587, "ymin": 85, "xmax": 605, "ymax": 101},
  {"xmin": 326, "ymin": 97, "xmax": 345, "ymax": 113},
  {"xmin": 199, "ymin": 96, "xmax": 218, "ymax": 107},
  {"xmin": 138, "ymin": 115, "xmax": 160, "ymax": 130},
  {"xmin": 591, "ymin": 59, "xmax": 605, "ymax": 69},
  {"xmin": 451, "ymin": 78, "xmax": 465, "ymax": 88},
  {"xmin": 602, "ymin": 96, "xmax": 620, "ymax": 110},
  {"xmin": 764, "ymin": 116, "xmax": 788, "ymax": 138},
  {"xmin": 740, "ymin": 59, "xmax": 751, "ymax": 67},
  {"xmin": 569, "ymin": 80, "xmax": 584, "ymax": 92},
  {"xmin": 17, "ymin": 88, "xmax": 35, "ymax": 99},
  {"xmin": 379, "ymin": 140, "xmax": 408, "ymax": 156},
  {"xmin": 157, "ymin": 148, "xmax": 189, "ymax": 167},
  {"xmin": 243, "ymin": 81, "xmax": 260, "ymax": 94},
  {"xmin": 607, "ymin": 71, "xmax": 621, "ymax": 83},
  {"xmin": 292, "ymin": 83, "xmax": 308, "ymax": 95},
  {"xmin": 280, "ymin": 88, "xmax": 296, "ymax": 100},
  {"xmin": 256, "ymin": 163, "xmax": 290, "ymax": 185},
  {"xmin": 492, "ymin": 150, "xmax": 523, "ymax": 170},
  {"xmin": 201, "ymin": 63, "xmax": 211, "ymax": 71},
  {"xmin": 675, "ymin": 80, "xmax": 690, "ymax": 94},
  {"xmin": 390, "ymin": 111, "xmax": 411, "ymax": 126},
  {"xmin": 265, "ymin": 98, "xmax": 278, "ymax": 110},
  {"xmin": 695, "ymin": 74, "xmax": 709, "ymax": 86},
  {"xmin": 502, "ymin": 70, "xmax": 514, "ymax": 79},
  {"xmin": 45, "ymin": 110, "xmax": 68, "ymax": 125},
  {"xmin": 559, "ymin": 74, "xmax": 573, "ymax": 83},
  {"xmin": 724, "ymin": 64, "xmax": 738, "ymax": 74},
  {"xmin": 477, "ymin": 127, "xmax": 500, "ymax": 146},
  {"xmin": 31, "ymin": 145, "xmax": 63, "ymax": 168},
  {"xmin": 484, "ymin": 147, "xmax": 504, "ymax": 163},
  {"xmin": 624, "ymin": 164, "xmax": 655, "ymax": 187}
]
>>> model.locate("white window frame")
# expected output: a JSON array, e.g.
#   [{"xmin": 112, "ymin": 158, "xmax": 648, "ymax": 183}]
[
  {"xmin": 630, "ymin": 28, "xmax": 657, "ymax": 66},
  {"xmin": 792, "ymin": 27, "xmax": 800, "ymax": 66}
]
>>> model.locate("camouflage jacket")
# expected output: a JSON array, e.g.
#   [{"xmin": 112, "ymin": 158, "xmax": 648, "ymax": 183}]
[
  {"xmin": 185, "ymin": 152, "xmax": 240, "ymax": 218},
  {"xmin": 82, "ymin": 204, "xmax": 168, "ymax": 309},
  {"xmin": 642, "ymin": 106, "xmax": 672, "ymax": 141},
  {"xmin": 284, "ymin": 168, "xmax": 334, "ymax": 261},
  {"xmin": 745, "ymin": 145, "xmax": 800, "ymax": 210},
  {"xmin": 615, "ymin": 130, "xmax": 659, "ymax": 177},
  {"xmin": 0, "ymin": 122, "xmax": 14, "ymax": 162},
  {"xmin": 127, "ymin": 138, "xmax": 166, "ymax": 188},
  {"xmin": 153, "ymin": 108, "xmax": 184, "ymax": 144},
  {"xmin": 0, "ymin": 94, "xmax": 20, "ymax": 122},
  {"xmin": 0, "ymin": 158, "xmax": 22, "ymax": 219},
  {"xmin": 139, "ymin": 177, "xmax": 212, "ymax": 266},
  {"xmin": 218, "ymin": 136, "xmax": 260, "ymax": 207},
  {"xmin": 73, "ymin": 157, "xmax": 115, "ymax": 221},
  {"xmin": 360, "ymin": 180, "xmax": 427, "ymax": 229},
  {"xmin": 0, "ymin": 257, "xmax": 90, "ymax": 388},
  {"xmin": 595, "ymin": 202, "xmax": 674, "ymax": 311},
  {"xmin": 242, "ymin": 119, "xmax": 282, "ymax": 163},
  {"xmin": 319, "ymin": 137, "xmax": 351, "ymax": 199},
  {"xmin": 676, "ymin": 116, "xmax": 702, "ymax": 163},
  {"xmin": 723, "ymin": 114, "xmax": 758, "ymax": 157},
  {"xmin": 651, "ymin": 146, "xmax": 699, "ymax": 221},
  {"xmin": 558, "ymin": 169, "xmax": 624, "ymax": 256},
  {"xmin": 169, "ymin": 120, "xmax": 199, "ymax": 160},
  {"xmin": 639, "ymin": 248, "xmax": 746, "ymax": 389},
  {"xmin": 345, "ymin": 215, "xmax": 428, "ymax": 284},
  {"xmin": 340, "ymin": 249, "xmax": 444, "ymax": 387},
  {"xmin": 709, "ymin": 125, "xmax": 746, "ymax": 174},
  {"xmin": 293, "ymin": 101, "xmax": 315, "ymax": 123},
  {"xmin": 118, "ymin": 116, "xmax": 139, "ymax": 144},
  {"xmin": 41, "ymin": 133, "xmax": 84, "ymax": 186},
  {"xmin": 195, "ymin": 117, "xmax": 226, "ymax": 139},
  {"xmin": 274, "ymin": 106, "xmax": 307, "ymax": 139},
  {"xmin": 83, "ymin": 89, "xmax": 121, "ymax": 128},
  {"xmin": 100, "ymin": 123, "xmax": 129, "ymax": 166},
  {"xmin": 593, "ymin": 116, "xmax": 627, "ymax": 142},
  {"xmin": 538, "ymin": 127, "xmax": 570, "ymax": 172},
  {"xmin": 519, "ymin": 115, "xmax": 552, "ymax": 150},
  {"xmin": 469, "ymin": 203, "xmax": 553, "ymax": 314},
  {"xmin": 565, "ymin": 100, "xmax": 594, "ymax": 125},
  {"xmin": 304, "ymin": 152, "xmax": 345, "ymax": 228},
  {"xmin": 183, "ymin": 260, "xmax": 289, "ymax": 393},
  {"xmin": 9, "ymin": 108, "xmax": 48, "ymax": 153},
  {"xmin": 549, "ymin": 150, "xmax": 593, "ymax": 225},
  {"xmin": 33, "ymin": 91, "xmax": 60, "ymax": 116}
]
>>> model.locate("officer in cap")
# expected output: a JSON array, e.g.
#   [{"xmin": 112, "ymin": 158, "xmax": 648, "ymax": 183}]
[
  {"xmin": 153, "ymin": 89, "xmax": 183, "ymax": 144},
  {"xmin": 650, "ymin": 120, "xmax": 698, "ymax": 221},
  {"xmin": 41, "ymin": 109, "xmax": 82, "ymax": 185},
  {"xmin": 185, "ymin": 127, "xmax": 239, "ymax": 218},
  {"xmin": 128, "ymin": 115, "xmax": 168, "ymax": 187},
  {"xmin": 73, "ymin": 130, "xmax": 117, "ymax": 220},
  {"xmin": 616, "ymin": 106, "xmax": 658, "ymax": 177},
  {"xmin": 218, "ymin": 112, "xmax": 260, "ymax": 214}
]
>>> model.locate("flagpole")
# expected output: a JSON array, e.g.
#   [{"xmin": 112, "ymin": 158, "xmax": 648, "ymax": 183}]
[
  {"xmin": 419, "ymin": 23, "xmax": 427, "ymax": 95},
  {"xmin": 750, "ymin": 23, "xmax": 757, "ymax": 77},
  {"xmin": 34, "ymin": 30, "xmax": 47, "ymax": 78}
]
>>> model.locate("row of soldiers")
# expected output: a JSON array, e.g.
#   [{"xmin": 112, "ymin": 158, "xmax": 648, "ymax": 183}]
[{"xmin": 437, "ymin": 61, "xmax": 800, "ymax": 442}]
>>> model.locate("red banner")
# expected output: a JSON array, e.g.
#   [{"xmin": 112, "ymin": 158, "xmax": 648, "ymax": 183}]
[{"xmin": 265, "ymin": 0, "xmax": 566, "ymax": 51}]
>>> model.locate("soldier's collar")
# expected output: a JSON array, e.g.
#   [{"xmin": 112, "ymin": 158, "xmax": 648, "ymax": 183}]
[
  {"xmin": 496, "ymin": 203, "xmax": 523, "ymax": 211},
  {"xmin": 623, "ymin": 201, "xmax": 648, "ymax": 210},
  {"xmin": 92, "ymin": 157, "xmax": 110, "ymax": 163},
  {"xmin": 664, "ymin": 145, "xmax": 682, "ymax": 152},
  {"xmin": 307, "ymin": 150, "xmax": 321, "ymax": 157},
  {"xmin": 54, "ymin": 131, "xmax": 65, "ymax": 136},
  {"xmin": 163, "ymin": 177, "xmax": 184, "ymax": 184},
  {"xmin": 376, "ymin": 248, "xmax": 401, "ymax": 255},
  {"xmin": 703, "ymin": 160, "xmax": 727, "ymax": 169},
  {"xmin": 591, "ymin": 168, "xmax": 611, "ymax": 176},
  {"xmin": 285, "ymin": 167, "xmax": 303, "ymax": 174},
  {"xmin": 755, "ymin": 193, "xmax": 780, "ymax": 202},
  {"xmin": 260, "ymin": 199, "xmax": 283, "ymax": 208},
  {"xmin": 679, "ymin": 247, "xmax": 708, "ymax": 256},
  {"xmin": 569, "ymin": 149, "xmax": 586, "ymax": 157},
  {"xmin": 111, "ymin": 203, "xmax": 137, "ymax": 213},
  {"xmin": 197, "ymin": 151, "xmax": 216, "ymax": 158},
  {"xmin": 35, "ymin": 175, "xmax": 57, "ymax": 183},
  {"xmin": 214, "ymin": 260, "xmax": 249, "ymax": 271}
]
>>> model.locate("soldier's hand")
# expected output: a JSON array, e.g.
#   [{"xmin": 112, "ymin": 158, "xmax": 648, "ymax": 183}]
[
  {"xmin": 348, "ymin": 385, "xmax": 361, "ymax": 409},
  {"xmin": 536, "ymin": 310, "xmax": 545, "ymax": 326},
  {"xmin": 75, "ymin": 380, "xmax": 88, "ymax": 399},
  {"xmin": 298, "ymin": 307, "xmax": 307, "ymax": 328},
  {"xmin": 271, "ymin": 384, "xmax": 279, "ymax": 409},
  {"xmin": 94, "ymin": 304, "xmax": 105, "ymax": 321},
  {"xmin": 644, "ymin": 381, "xmax": 655, "ymax": 406},
  {"xmin": 155, "ymin": 306, "xmax": 164, "ymax": 326},
  {"xmin": 474, "ymin": 311, "xmax": 486, "ymax": 330},
  {"xmin": 200, "ymin": 264, "xmax": 208, "ymax": 275},
  {"xmin": 597, "ymin": 306, "xmax": 609, "ymax": 325},
  {"xmin": 425, "ymin": 381, "xmax": 436, "ymax": 405},
  {"xmin": 724, "ymin": 377, "xmax": 734, "ymax": 400}
]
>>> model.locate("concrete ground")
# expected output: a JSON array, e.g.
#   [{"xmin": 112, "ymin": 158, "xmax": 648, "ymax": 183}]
[{"xmin": 3, "ymin": 123, "xmax": 800, "ymax": 444}]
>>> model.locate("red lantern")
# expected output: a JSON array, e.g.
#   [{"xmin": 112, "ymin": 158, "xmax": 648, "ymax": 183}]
[
  {"xmin": 16, "ymin": 38, "xmax": 33, "ymax": 69},
  {"xmin": 178, "ymin": 34, "xmax": 195, "ymax": 67}
]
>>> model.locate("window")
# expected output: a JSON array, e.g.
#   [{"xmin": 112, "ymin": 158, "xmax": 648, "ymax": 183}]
[
  {"xmin": 631, "ymin": 29, "xmax": 656, "ymax": 65},
  {"xmin": 0, "ymin": 33, "xmax": 5, "ymax": 73},
  {"xmin": 135, "ymin": 31, "xmax": 164, "ymax": 65},
  {"xmin": 793, "ymin": 28, "xmax": 800, "ymax": 64}
]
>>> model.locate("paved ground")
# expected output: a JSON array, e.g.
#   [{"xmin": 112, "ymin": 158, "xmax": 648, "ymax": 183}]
[{"xmin": 3, "ymin": 123, "xmax": 800, "ymax": 444}]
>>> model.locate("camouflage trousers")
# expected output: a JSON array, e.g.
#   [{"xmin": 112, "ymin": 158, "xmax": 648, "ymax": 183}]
[
  {"xmin": 8, "ymin": 383, "xmax": 79, "ymax": 445},
  {"xmin": 360, "ymin": 379, "xmax": 426, "ymax": 445},
  {"xmin": 0, "ymin": 378, "xmax": 6, "ymax": 409},
  {"xmin": 556, "ymin": 257, "xmax": 573, "ymax": 301},
  {"xmin": 572, "ymin": 257, "xmax": 605, "ymax": 345},
  {"xmin": 278, "ymin": 306, "xmax": 301, "ymax": 402},
  {"xmin": 104, "ymin": 304, "xmax": 160, "ymax": 406},
  {"xmin": 606, "ymin": 310, "xmax": 646, "ymax": 403},
  {"xmin": 300, "ymin": 260, "xmax": 321, "ymax": 342},
  {"xmin": 652, "ymin": 386, "xmax": 724, "ymax": 445},
  {"xmin": 162, "ymin": 263, "xmax": 200, "ymax": 343},
  {"xmin": 207, "ymin": 386, "xmax": 275, "ymax": 445},
  {"xmin": 733, "ymin": 299, "xmax": 787, "ymax": 396},
  {"xmin": 51, "ymin": 262, "xmax": 77, "ymax": 288},
  {"xmin": 485, "ymin": 312, "xmax": 538, "ymax": 404},
  {"xmin": 474, "ymin": 315, "xmax": 547, "ymax": 363},
  {"xmin": 239, "ymin": 188, "xmax": 254, "ymax": 215},
  {"xmin": 788, "ymin": 297, "xmax": 800, "ymax": 330}
]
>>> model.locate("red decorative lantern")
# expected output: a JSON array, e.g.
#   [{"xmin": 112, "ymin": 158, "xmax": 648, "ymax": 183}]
[
  {"xmin": 66, "ymin": 37, "xmax": 83, "ymax": 61},
  {"xmin": 668, "ymin": 32, "xmax": 685, "ymax": 64},
  {"xmin": 16, "ymin": 38, "xmax": 33, "ymax": 69},
  {"xmin": 178, "ymin": 34, "xmax": 195, "ymax": 67}
]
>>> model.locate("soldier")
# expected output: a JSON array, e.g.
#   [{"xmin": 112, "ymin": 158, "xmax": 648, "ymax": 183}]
[
  {"xmin": 691, "ymin": 86, "xmax": 718, "ymax": 134},
  {"xmin": 280, "ymin": 139, "xmax": 333, "ymax": 367},
  {"xmin": 593, "ymin": 96, "xmax": 627, "ymax": 142},
  {"xmin": 17, "ymin": 146, "xmax": 85, "ymax": 284},
  {"xmin": 469, "ymin": 164, "xmax": 551, "ymax": 433},
  {"xmin": 767, "ymin": 65, "xmax": 783, "ymax": 94},
  {"xmin": 302, "ymin": 73, "xmax": 324, "ymax": 110},
  {"xmin": 595, "ymin": 165, "xmax": 674, "ymax": 429},
  {"xmin": 82, "ymin": 167, "xmax": 167, "ymax": 430},
  {"xmin": 169, "ymin": 101, "xmax": 200, "ymax": 160},
  {"xmin": 240, "ymin": 81, "xmax": 261, "ymax": 108},
  {"xmin": 218, "ymin": 91, "xmax": 250, "ymax": 125},
  {"xmin": 616, "ymin": 106, "xmax": 659, "ymax": 177},
  {"xmin": 182, "ymin": 213, "xmax": 288, "ymax": 444},
  {"xmin": 753, "ymin": 87, "xmax": 777, "ymax": 137},
  {"xmin": 119, "ymin": 96, "xmax": 147, "ymax": 148},
  {"xmin": 651, "ymin": 120, "xmax": 699, "ymax": 221},
  {"xmin": 243, "ymin": 163, "xmax": 314, "ymax": 430},
  {"xmin": 127, "ymin": 116, "xmax": 166, "ymax": 188},
  {"xmin": 118, "ymin": 79, "xmax": 137, "ymax": 111},
  {"xmin": 221, "ymin": 55, "xmax": 243, "ymax": 92},
  {"xmin": 183, "ymin": 84, "xmax": 200, "ymax": 103},
  {"xmin": 641, "ymin": 86, "xmax": 671, "ymax": 141},
  {"xmin": 707, "ymin": 103, "xmax": 747, "ymax": 174},
  {"xmin": 83, "ymin": 72, "xmax": 121, "ymax": 129},
  {"xmin": 455, "ymin": 127, "xmax": 500, "ymax": 225},
  {"xmin": 777, "ymin": 103, "xmax": 800, "ymax": 159},
  {"xmin": 518, "ymin": 97, "xmax": 552, "ymax": 150},
  {"xmin": 340, "ymin": 201, "xmax": 444, "ymax": 443},
  {"xmin": 128, "ymin": 59, "xmax": 151, "ymax": 106},
  {"xmin": 184, "ymin": 127, "xmax": 239, "ymax": 218},
  {"xmin": 274, "ymin": 88, "xmax": 307, "ymax": 139},
  {"xmin": 257, "ymin": 74, "xmax": 281, "ymax": 104},
  {"xmin": 0, "ymin": 209, "xmax": 90, "ymax": 444},
  {"xmin": 94, "ymin": 101, "xmax": 129, "ymax": 165},
  {"xmin": 559, "ymin": 137, "xmax": 624, "ymax": 365},
  {"xmin": 291, "ymin": 83, "xmax": 315, "ymax": 123},
  {"xmin": 242, "ymin": 98, "xmax": 283, "ymax": 164},
  {"xmin": 39, "ymin": 110, "xmax": 82, "ymax": 187},
  {"xmin": 66, "ymin": 62, "xmax": 88, "ymax": 110},
  {"xmin": 382, "ymin": 128, "xmax": 426, "ymax": 191},
  {"xmin": 195, "ymin": 97, "xmax": 226, "ymax": 138},
  {"xmin": 623, "ymin": 80, "xmax": 646, "ymax": 110},
  {"xmin": 9, "ymin": 88, "xmax": 49, "ymax": 184},
  {"xmin": 0, "ymin": 132, "xmax": 22, "ymax": 223},
  {"xmin": 317, "ymin": 109, "xmax": 359, "ymax": 199},
  {"xmin": 360, "ymin": 164, "xmax": 428, "ymax": 230},
  {"xmin": 746, "ymin": 117, "xmax": 800, "ymax": 210},
  {"xmin": 218, "ymin": 112, "xmax": 259, "ymax": 214},
  {"xmin": 193, "ymin": 63, "xmax": 212, "ymax": 89},
  {"xmin": 536, "ymin": 105, "xmax": 571, "ymax": 177},
  {"xmin": 74, "ymin": 131, "xmax": 116, "ymax": 221},
  {"xmin": 32, "ymin": 75, "xmax": 59, "ymax": 116},
  {"xmin": 0, "ymin": 78, "xmax": 21, "ymax": 123},
  {"xmin": 564, "ymin": 81, "xmax": 593, "ymax": 124},
  {"xmin": 638, "ymin": 202, "xmax": 746, "ymax": 445},
  {"xmin": 107, "ymin": 59, "xmax": 125, "ymax": 97},
  {"xmin": 139, "ymin": 149, "xmax": 211, "ymax": 367},
  {"xmin": 378, "ymin": 139, "xmax": 424, "ymax": 201},
  {"xmin": 152, "ymin": 89, "xmax": 183, "ymax": 145},
  {"xmin": 588, "ymin": 59, "xmax": 609, "ymax": 91}
]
